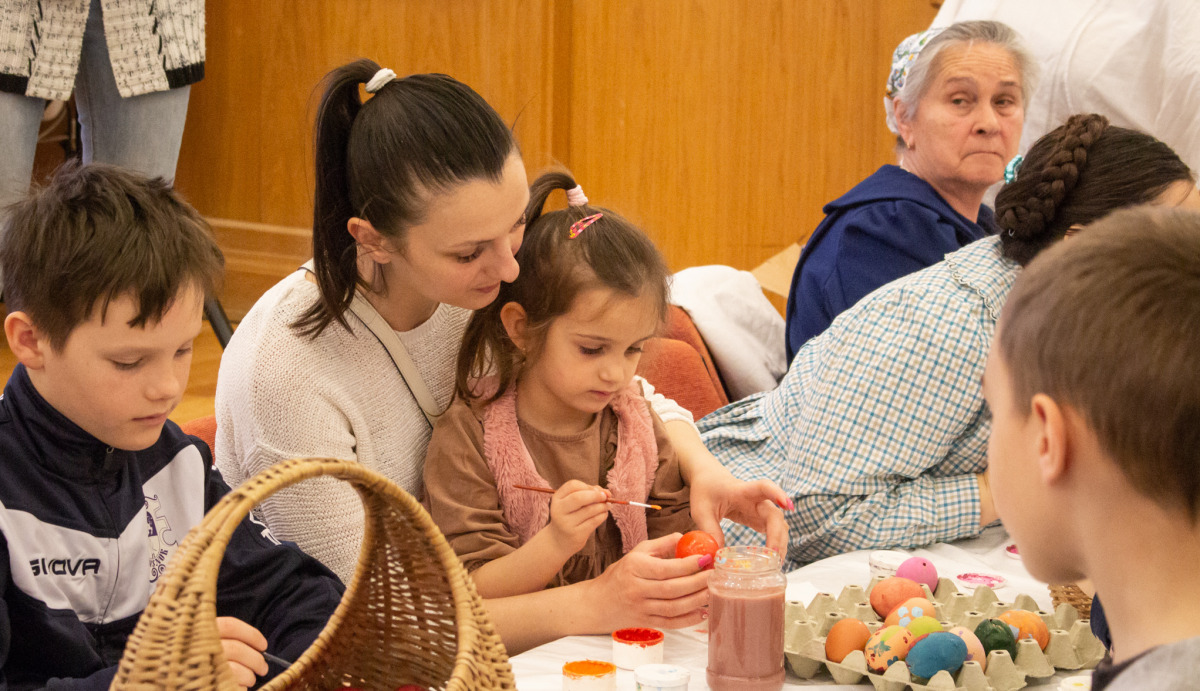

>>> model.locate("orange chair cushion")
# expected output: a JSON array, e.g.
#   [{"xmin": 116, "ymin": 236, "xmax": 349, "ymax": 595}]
[
  {"xmin": 180, "ymin": 414, "xmax": 218, "ymax": 453},
  {"xmin": 636, "ymin": 306, "xmax": 729, "ymax": 419}
]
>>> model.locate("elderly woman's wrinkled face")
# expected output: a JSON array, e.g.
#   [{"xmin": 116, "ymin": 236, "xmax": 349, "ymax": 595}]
[{"xmin": 897, "ymin": 43, "xmax": 1024, "ymax": 202}]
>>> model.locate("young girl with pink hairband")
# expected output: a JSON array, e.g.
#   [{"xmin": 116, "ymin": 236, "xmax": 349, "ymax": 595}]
[{"xmin": 424, "ymin": 172, "xmax": 698, "ymax": 598}]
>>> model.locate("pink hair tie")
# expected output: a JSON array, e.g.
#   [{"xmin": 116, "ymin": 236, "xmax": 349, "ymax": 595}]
[
  {"xmin": 566, "ymin": 185, "xmax": 589, "ymax": 206},
  {"xmin": 569, "ymin": 212, "xmax": 603, "ymax": 238}
]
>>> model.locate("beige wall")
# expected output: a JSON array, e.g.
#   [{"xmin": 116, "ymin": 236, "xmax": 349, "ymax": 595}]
[{"xmin": 175, "ymin": 1, "xmax": 940, "ymax": 315}]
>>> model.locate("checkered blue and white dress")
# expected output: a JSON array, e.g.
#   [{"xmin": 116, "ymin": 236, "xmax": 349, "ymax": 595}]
[{"xmin": 699, "ymin": 236, "xmax": 1018, "ymax": 569}]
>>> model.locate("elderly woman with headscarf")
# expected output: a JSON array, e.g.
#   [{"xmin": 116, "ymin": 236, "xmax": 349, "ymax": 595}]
[{"xmin": 784, "ymin": 20, "xmax": 1038, "ymax": 360}]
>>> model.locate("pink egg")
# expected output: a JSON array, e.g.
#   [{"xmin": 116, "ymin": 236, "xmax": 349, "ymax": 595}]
[
  {"xmin": 947, "ymin": 625, "xmax": 988, "ymax": 671},
  {"xmin": 896, "ymin": 557, "xmax": 938, "ymax": 593}
]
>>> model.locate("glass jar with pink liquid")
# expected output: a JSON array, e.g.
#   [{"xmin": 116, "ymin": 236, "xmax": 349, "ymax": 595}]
[{"xmin": 706, "ymin": 545, "xmax": 786, "ymax": 691}]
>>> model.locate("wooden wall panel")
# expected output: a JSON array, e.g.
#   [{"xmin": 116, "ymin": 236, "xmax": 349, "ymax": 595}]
[
  {"xmin": 567, "ymin": 0, "xmax": 939, "ymax": 272},
  {"xmin": 175, "ymin": 1, "xmax": 560, "ymax": 229},
  {"xmin": 174, "ymin": 1, "xmax": 938, "ymax": 315}
]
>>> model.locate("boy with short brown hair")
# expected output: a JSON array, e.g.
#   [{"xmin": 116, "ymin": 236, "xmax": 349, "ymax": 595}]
[
  {"xmin": 983, "ymin": 205, "xmax": 1200, "ymax": 690},
  {"xmin": 0, "ymin": 163, "xmax": 342, "ymax": 689}
]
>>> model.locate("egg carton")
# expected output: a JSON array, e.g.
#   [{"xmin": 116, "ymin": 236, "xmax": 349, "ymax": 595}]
[{"xmin": 784, "ymin": 576, "xmax": 1106, "ymax": 691}]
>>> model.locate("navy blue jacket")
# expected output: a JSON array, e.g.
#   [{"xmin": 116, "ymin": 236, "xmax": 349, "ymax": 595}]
[
  {"xmin": 0, "ymin": 365, "xmax": 344, "ymax": 690},
  {"xmin": 785, "ymin": 165, "xmax": 995, "ymax": 360}
]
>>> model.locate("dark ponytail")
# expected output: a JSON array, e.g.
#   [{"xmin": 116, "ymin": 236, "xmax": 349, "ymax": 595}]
[
  {"xmin": 456, "ymin": 171, "xmax": 670, "ymax": 403},
  {"xmin": 997, "ymin": 113, "xmax": 1193, "ymax": 266},
  {"xmin": 293, "ymin": 60, "xmax": 518, "ymax": 337}
]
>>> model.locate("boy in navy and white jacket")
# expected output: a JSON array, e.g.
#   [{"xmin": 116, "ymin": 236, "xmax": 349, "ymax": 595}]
[{"xmin": 0, "ymin": 163, "xmax": 343, "ymax": 690}]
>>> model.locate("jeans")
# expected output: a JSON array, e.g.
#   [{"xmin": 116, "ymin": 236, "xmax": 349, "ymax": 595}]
[{"xmin": 0, "ymin": 0, "xmax": 191, "ymax": 218}]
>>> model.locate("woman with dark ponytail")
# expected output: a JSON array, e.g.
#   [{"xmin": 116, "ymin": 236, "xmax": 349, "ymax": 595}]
[
  {"xmin": 214, "ymin": 60, "xmax": 788, "ymax": 652},
  {"xmin": 699, "ymin": 113, "xmax": 1198, "ymax": 567}
]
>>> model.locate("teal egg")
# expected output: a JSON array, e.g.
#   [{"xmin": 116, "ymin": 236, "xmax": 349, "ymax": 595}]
[{"xmin": 906, "ymin": 631, "xmax": 968, "ymax": 679}]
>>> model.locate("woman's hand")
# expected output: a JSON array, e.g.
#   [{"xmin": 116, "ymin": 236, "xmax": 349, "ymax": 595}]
[
  {"xmin": 664, "ymin": 420, "xmax": 791, "ymax": 555},
  {"xmin": 217, "ymin": 616, "xmax": 269, "ymax": 689},
  {"xmin": 582, "ymin": 533, "xmax": 711, "ymax": 631},
  {"xmin": 689, "ymin": 459, "xmax": 791, "ymax": 555},
  {"xmin": 548, "ymin": 480, "xmax": 611, "ymax": 557}
]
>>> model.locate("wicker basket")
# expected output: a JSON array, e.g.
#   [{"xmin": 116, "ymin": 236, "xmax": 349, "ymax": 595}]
[
  {"xmin": 112, "ymin": 457, "xmax": 515, "ymax": 690},
  {"xmin": 1049, "ymin": 583, "xmax": 1093, "ymax": 619}
]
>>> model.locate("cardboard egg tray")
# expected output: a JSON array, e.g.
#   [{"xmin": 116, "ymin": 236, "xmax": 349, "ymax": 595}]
[{"xmin": 784, "ymin": 576, "xmax": 1106, "ymax": 691}]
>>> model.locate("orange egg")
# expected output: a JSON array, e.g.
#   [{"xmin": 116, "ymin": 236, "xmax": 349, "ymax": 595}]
[
  {"xmin": 998, "ymin": 609, "xmax": 1050, "ymax": 650},
  {"xmin": 864, "ymin": 625, "xmax": 917, "ymax": 673},
  {"xmin": 825, "ymin": 617, "xmax": 872, "ymax": 663},
  {"xmin": 869, "ymin": 577, "xmax": 925, "ymax": 617},
  {"xmin": 883, "ymin": 597, "xmax": 936, "ymax": 627}
]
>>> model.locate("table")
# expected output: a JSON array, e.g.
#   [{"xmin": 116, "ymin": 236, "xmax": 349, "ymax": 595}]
[{"xmin": 510, "ymin": 526, "xmax": 1092, "ymax": 689}]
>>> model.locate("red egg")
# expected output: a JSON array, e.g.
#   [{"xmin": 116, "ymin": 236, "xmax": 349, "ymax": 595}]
[{"xmin": 675, "ymin": 530, "xmax": 719, "ymax": 564}]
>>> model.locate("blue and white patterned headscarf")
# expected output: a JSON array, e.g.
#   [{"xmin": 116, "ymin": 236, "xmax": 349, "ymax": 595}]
[{"xmin": 884, "ymin": 27, "xmax": 946, "ymax": 134}]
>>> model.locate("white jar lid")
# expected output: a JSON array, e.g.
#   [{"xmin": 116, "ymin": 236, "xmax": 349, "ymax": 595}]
[{"xmin": 634, "ymin": 663, "xmax": 690, "ymax": 685}]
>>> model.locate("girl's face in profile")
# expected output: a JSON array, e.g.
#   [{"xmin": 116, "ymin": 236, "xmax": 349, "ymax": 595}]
[
  {"xmin": 515, "ymin": 287, "xmax": 661, "ymax": 433},
  {"xmin": 386, "ymin": 154, "xmax": 530, "ymax": 314}
]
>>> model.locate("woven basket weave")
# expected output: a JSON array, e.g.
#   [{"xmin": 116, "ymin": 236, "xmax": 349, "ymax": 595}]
[
  {"xmin": 112, "ymin": 457, "xmax": 515, "ymax": 690},
  {"xmin": 1049, "ymin": 583, "xmax": 1093, "ymax": 619}
]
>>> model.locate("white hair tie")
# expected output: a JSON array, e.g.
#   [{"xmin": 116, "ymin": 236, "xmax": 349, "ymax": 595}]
[
  {"xmin": 365, "ymin": 68, "xmax": 397, "ymax": 94},
  {"xmin": 566, "ymin": 185, "xmax": 588, "ymax": 206}
]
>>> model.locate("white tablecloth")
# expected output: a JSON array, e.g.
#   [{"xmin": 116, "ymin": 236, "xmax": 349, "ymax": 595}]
[{"xmin": 510, "ymin": 526, "xmax": 1091, "ymax": 689}]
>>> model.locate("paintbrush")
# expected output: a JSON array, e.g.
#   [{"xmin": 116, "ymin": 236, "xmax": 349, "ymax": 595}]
[{"xmin": 512, "ymin": 484, "xmax": 662, "ymax": 510}]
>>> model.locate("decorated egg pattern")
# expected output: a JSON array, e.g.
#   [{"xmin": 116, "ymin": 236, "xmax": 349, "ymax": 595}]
[
  {"xmin": 864, "ymin": 625, "xmax": 917, "ymax": 673},
  {"xmin": 946, "ymin": 625, "xmax": 988, "ymax": 671},
  {"xmin": 869, "ymin": 576, "xmax": 925, "ymax": 617},
  {"xmin": 906, "ymin": 631, "xmax": 968, "ymax": 679},
  {"xmin": 824, "ymin": 617, "xmax": 872, "ymax": 663},
  {"xmin": 998, "ymin": 609, "xmax": 1050, "ymax": 650},
  {"xmin": 884, "ymin": 597, "xmax": 936, "ymax": 627}
]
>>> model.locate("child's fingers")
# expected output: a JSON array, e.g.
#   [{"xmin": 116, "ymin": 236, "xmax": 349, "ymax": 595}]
[
  {"xmin": 553, "ymin": 484, "xmax": 610, "ymax": 513},
  {"xmin": 216, "ymin": 616, "xmax": 268, "ymax": 651},
  {"xmin": 222, "ymin": 641, "xmax": 268, "ymax": 684}
]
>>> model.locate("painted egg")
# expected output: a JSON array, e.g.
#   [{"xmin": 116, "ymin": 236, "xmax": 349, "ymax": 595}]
[
  {"xmin": 884, "ymin": 597, "xmax": 936, "ymax": 627},
  {"xmin": 998, "ymin": 609, "xmax": 1050, "ymax": 650},
  {"xmin": 906, "ymin": 631, "xmax": 968, "ymax": 679},
  {"xmin": 896, "ymin": 557, "xmax": 938, "ymax": 593},
  {"xmin": 864, "ymin": 625, "xmax": 916, "ymax": 673},
  {"xmin": 825, "ymin": 617, "xmax": 872, "ymax": 663},
  {"xmin": 869, "ymin": 576, "xmax": 925, "ymax": 617},
  {"xmin": 906, "ymin": 615, "xmax": 944, "ymax": 638},
  {"xmin": 947, "ymin": 625, "xmax": 988, "ymax": 671},
  {"xmin": 974, "ymin": 618, "xmax": 1018, "ymax": 659}
]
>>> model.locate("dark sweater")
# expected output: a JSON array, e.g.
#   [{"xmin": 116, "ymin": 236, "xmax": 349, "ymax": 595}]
[
  {"xmin": 0, "ymin": 365, "xmax": 343, "ymax": 690},
  {"xmin": 785, "ymin": 164, "xmax": 995, "ymax": 360}
]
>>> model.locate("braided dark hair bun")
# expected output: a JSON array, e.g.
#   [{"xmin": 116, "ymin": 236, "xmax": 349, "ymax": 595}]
[
  {"xmin": 996, "ymin": 113, "xmax": 1192, "ymax": 266},
  {"xmin": 997, "ymin": 114, "xmax": 1109, "ymax": 264}
]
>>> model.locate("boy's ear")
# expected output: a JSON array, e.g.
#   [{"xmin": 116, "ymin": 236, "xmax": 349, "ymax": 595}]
[
  {"xmin": 347, "ymin": 217, "xmax": 396, "ymax": 265},
  {"xmin": 1029, "ymin": 393, "xmax": 1070, "ymax": 484},
  {"xmin": 499, "ymin": 302, "xmax": 528, "ymax": 352},
  {"xmin": 4, "ymin": 312, "xmax": 49, "ymax": 370}
]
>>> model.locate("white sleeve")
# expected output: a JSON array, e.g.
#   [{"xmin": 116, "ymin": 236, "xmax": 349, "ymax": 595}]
[{"xmin": 634, "ymin": 375, "xmax": 695, "ymax": 426}]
